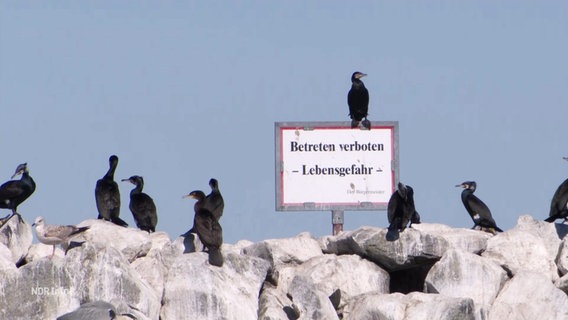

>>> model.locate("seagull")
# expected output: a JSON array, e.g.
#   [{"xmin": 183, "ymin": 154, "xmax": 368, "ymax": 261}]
[{"xmin": 32, "ymin": 216, "xmax": 90, "ymax": 258}]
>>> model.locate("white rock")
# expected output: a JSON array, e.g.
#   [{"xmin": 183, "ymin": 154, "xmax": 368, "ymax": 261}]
[
  {"xmin": 555, "ymin": 236, "xmax": 568, "ymax": 276},
  {"xmin": 131, "ymin": 255, "xmax": 165, "ymax": 299},
  {"xmin": 488, "ymin": 271, "xmax": 568, "ymax": 320},
  {"xmin": 322, "ymin": 226, "xmax": 448, "ymax": 271},
  {"xmin": 425, "ymin": 249, "xmax": 508, "ymax": 319},
  {"xmin": 0, "ymin": 242, "xmax": 17, "ymax": 274},
  {"xmin": 412, "ymin": 223, "xmax": 491, "ymax": 254},
  {"xmin": 146, "ymin": 231, "xmax": 172, "ymax": 257},
  {"xmin": 160, "ymin": 252, "xmax": 270, "ymax": 320},
  {"xmin": 258, "ymin": 282, "xmax": 295, "ymax": 320},
  {"xmin": 513, "ymin": 215, "xmax": 564, "ymax": 261},
  {"xmin": 0, "ymin": 215, "xmax": 33, "ymax": 264},
  {"xmin": 482, "ymin": 229, "xmax": 559, "ymax": 281},
  {"xmin": 242, "ymin": 233, "xmax": 323, "ymax": 267},
  {"xmin": 283, "ymin": 254, "xmax": 389, "ymax": 306},
  {"xmin": 77, "ymin": 219, "xmax": 152, "ymax": 262},
  {"xmin": 288, "ymin": 275, "xmax": 339, "ymax": 320},
  {"xmin": 24, "ymin": 243, "xmax": 65, "ymax": 263},
  {"xmin": 554, "ymin": 273, "xmax": 568, "ymax": 294},
  {"xmin": 0, "ymin": 258, "xmax": 80, "ymax": 319},
  {"xmin": 342, "ymin": 292, "xmax": 475, "ymax": 320},
  {"xmin": 130, "ymin": 232, "xmax": 180, "ymax": 300},
  {"xmin": 64, "ymin": 242, "xmax": 161, "ymax": 319},
  {"xmin": 172, "ymin": 233, "xmax": 204, "ymax": 254},
  {"xmin": 224, "ymin": 239, "xmax": 254, "ymax": 255}
]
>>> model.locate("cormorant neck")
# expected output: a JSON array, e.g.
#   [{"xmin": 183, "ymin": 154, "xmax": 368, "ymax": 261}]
[
  {"xmin": 105, "ymin": 164, "xmax": 117, "ymax": 180},
  {"xmin": 131, "ymin": 183, "xmax": 143, "ymax": 195}
]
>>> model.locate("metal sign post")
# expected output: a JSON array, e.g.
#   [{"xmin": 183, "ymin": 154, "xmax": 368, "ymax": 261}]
[
  {"xmin": 332, "ymin": 210, "xmax": 344, "ymax": 235},
  {"xmin": 275, "ymin": 121, "xmax": 399, "ymax": 235}
]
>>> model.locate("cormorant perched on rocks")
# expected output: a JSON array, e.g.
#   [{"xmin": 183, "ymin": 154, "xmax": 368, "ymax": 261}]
[
  {"xmin": 122, "ymin": 176, "xmax": 157, "ymax": 233},
  {"xmin": 545, "ymin": 157, "xmax": 568, "ymax": 223},
  {"xmin": 185, "ymin": 190, "xmax": 224, "ymax": 267},
  {"xmin": 348, "ymin": 71, "xmax": 371, "ymax": 130},
  {"xmin": 386, "ymin": 182, "xmax": 420, "ymax": 241},
  {"xmin": 32, "ymin": 216, "xmax": 90, "ymax": 258},
  {"xmin": 456, "ymin": 181, "xmax": 503, "ymax": 234},
  {"xmin": 204, "ymin": 178, "xmax": 224, "ymax": 221},
  {"xmin": 0, "ymin": 163, "xmax": 36, "ymax": 228},
  {"xmin": 95, "ymin": 155, "xmax": 128, "ymax": 227}
]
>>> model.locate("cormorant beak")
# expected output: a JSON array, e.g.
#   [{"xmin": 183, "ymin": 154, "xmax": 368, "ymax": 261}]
[
  {"xmin": 358, "ymin": 73, "xmax": 368, "ymax": 79},
  {"xmin": 182, "ymin": 194, "xmax": 192, "ymax": 199},
  {"xmin": 11, "ymin": 170, "xmax": 22, "ymax": 179},
  {"xmin": 121, "ymin": 178, "xmax": 130, "ymax": 183},
  {"xmin": 563, "ymin": 157, "xmax": 568, "ymax": 161},
  {"xmin": 455, "ymin": 184, "xmax": 465, "ymax": 188}
]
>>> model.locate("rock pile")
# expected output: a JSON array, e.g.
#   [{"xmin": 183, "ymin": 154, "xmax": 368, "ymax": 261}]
[{"xmin": 1, "ymin": 215, "xmax": 568, "ymax": 319}]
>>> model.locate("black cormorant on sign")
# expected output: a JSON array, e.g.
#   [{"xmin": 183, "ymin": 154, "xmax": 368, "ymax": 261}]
[
  {"xmin": 0, "ymin": 163, "xmax": 36, "ymax": 228},
  {"xmin": 122, "ymin": 176, "xmax": 157, "ymax": 233},
  {"xmin": 185, "ymin": 190, "xmax": 224, "ymax": 267},
  {"xmin": 386, "ymin": 182, "xmax": 420, "ymax": 241},
  {"xmin": 545, "ymin": 157, "xmax": 568, "ymax": 223},
  {"xmin": 348, "ymin": 71, "xmax": 370, "ymax": 130},
  {"xmin": 204, "ymin": 178, "xmax": 224, "ymax": 221},
  {"xmin": 456, "ymin": 181, "xmax": 503, "ymax": 234},
  {"xmin": 95, "ymin": 155, "xmax": 128, "ymax": 227}
]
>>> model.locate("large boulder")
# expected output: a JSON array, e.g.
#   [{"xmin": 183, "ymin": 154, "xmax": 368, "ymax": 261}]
[
  {"xmin": 268, "ymin": 254, "xmax": 390, "ymax": 319},
  {"xmin": 64, "ymin": 242, "xmax": 161, "ymax": 319},
  {"xmin": 555, "ymin": 236, "xmax": 568, "ymax": 276},
  {"xmin": 77, "ymin": 219, "xmax": 152, "ymax": 262},
  {"xmin": 283, "ymin": 254, "xmax": 389, "ymax": 305},
  {"xmin": 342, "ymin": 292, "xmax": 475, "ymax": 320},
  {"xmin": 0, "ymin": 258, "xmax": 79, "ymax": 319},
  {"xmin": 322, "ymin": 226, "xmax": 448, "ymax": 271},
  {"xmin": 24, "ymin": 243, "xmax": 64, "ymax": 263},
  {"xmin": 412, "ymin": 223, "xmax": 491, "ymax": 254},
  {"xmin": 160, "ymin": 252, "xmax": 270, "ymax": 320},
  {"xmin": 0, "ymin": 242, "xmax": 17, "ymax": 274},
  {"xmin": 482, "ymin": 229, "xmax": 559, "ymax": 281},
  {"xmin": 258, "ymin": 282, "xmax": 295, "ymax": 320},
  {"xmin": 0, "ymin": 215, "xmax": 33, "ymax": 264},
  {"xmin": 425, "ymin": 249, "xmax": 508, "ymax": 319},
  {"xmin": 512, "ymin": 215, "xmax": 565, "ymax": 261},
  {"xmin": 131, "ymin": 232, "xmax": 182, "ymax": 299},
  {"xmin": 488, "ymin": 271, "xmax": 568, "ymax": 320},
  {"xmin": 242, "ymin": 232, "xmax": 323, "ymax": 267},
  {"xmin": 554, "ymin": 273, "xmax": 568, "ymax": 294},
  {"xmin": 288, "ymin": 275, "xmax": 339, "ymax": 320}
]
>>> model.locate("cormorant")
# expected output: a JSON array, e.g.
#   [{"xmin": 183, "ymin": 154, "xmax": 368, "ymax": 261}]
[
  {"xmin": 348, "ymin": 71, "xmax": 371, "ymax": 130},
  {"xmin": 32, "ymin": 216, "xmax": 90, "ymax": 258},
  {"xmin": 183, "ymin": 190, "xmax": 206, "ymax": 214},
  {"xmin": 0, "ymin": 163, "xmax": 36, "ymax": 228},
  {"xmin": 121, "ymin": 176, "xmax": 157, "ymax": 233},
  {"xmin": 203, "ymin": 178, "xmax": 224, "ymax": 221},
  {"xmin": 185, "ymin": 190, "xmax": 224, "ymax": 267},
  {"xmin": 386, "ymin": 182, "xmax": 420, "ymax": 241},
  {"xmin": 545, "ymin": 157, "xmax": 568, "ymax": 223},
  {"xmin": 456, "ymin": 181, "xmax": 503, "ymax": 233},
  {"xmin": 95, "ymin": 155, "xmax": 128, "ymax": 227}
]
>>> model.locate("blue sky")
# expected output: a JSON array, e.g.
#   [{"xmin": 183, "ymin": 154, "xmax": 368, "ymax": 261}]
[{"xmin": 1, "ymin": 2, "xmax": 567, "ymax": 243}]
